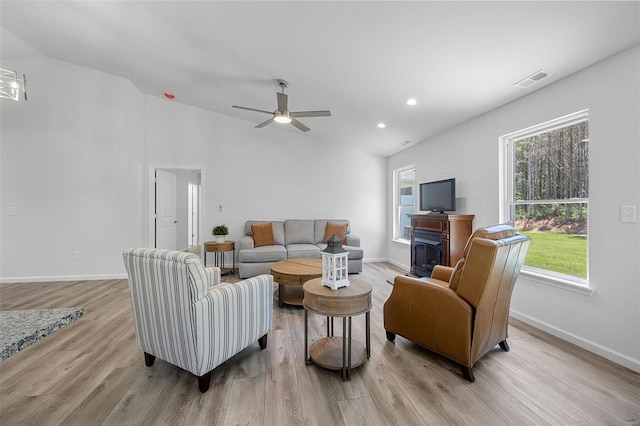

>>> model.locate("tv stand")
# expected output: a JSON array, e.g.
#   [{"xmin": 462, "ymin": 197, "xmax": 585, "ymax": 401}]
[{"xmin": 408, "ymin": 214, "xmax": 474, "ymax": 278}]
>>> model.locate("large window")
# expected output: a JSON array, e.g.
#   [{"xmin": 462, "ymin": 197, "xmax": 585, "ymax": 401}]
[
  {"xmin": 501, "ymin": 110, "xmax": 589, "ymax": 286},
  {"xmin": 393, "ymin": 165, "xmax": 415, "ymax": 242}
]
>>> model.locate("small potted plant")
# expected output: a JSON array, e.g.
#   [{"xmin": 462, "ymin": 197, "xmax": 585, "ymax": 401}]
[{"xmin": 212, "ymin": 225, "xmax": 228, "ymax": 243}]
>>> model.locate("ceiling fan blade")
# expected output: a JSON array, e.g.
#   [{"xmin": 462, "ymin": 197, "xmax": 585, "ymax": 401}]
[
  {"xmin": 290, "ymin": 118, "xmax": 310, "ymax": 132},
  {"xmin": 255, "ymin": 118, "xmax": 274, "ymax": 128},
  {"xmin": 232, "ymin": 105, "xmax": 274, "ymax": 115},
  {"xmin": 277, "ymin": 92, "xmax": 288, "ymax": 112},
  {"xmin": 290, "ymin": 110, "xmax": 332, "ymax": 118}
]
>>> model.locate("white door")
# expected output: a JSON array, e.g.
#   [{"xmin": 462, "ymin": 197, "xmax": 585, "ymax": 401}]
[{"xmin": 156, "ymin": 169, "xmax": 177, "ymax": 249}]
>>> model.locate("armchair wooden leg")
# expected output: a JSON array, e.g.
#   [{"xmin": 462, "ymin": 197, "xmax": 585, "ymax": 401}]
[
  {"xmin": 499, "ymin": 340, "xmax": 510, "ymax": 351},
  {"xmin": 461, "ymin": 365, "xmax": 475, "ymax": 382},
  {"xmin": 258, "ymin": 334, "xmax": 268, "ymax": 350},
  {"xmin": 198, "ymin": 371, "xmax": 212, "ymax": 393},
  {"xmin": 144, "ymin": 352, "xmax": 155, "ymax": 367},
  {"xmin": 385, "ymin": 331, "xmax": 396, "ymax": 342}
]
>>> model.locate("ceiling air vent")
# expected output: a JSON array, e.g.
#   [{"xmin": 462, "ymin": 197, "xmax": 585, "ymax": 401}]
[{"xmin": 514, "ymin": 70, "xmax": 550, "ymax": 88}]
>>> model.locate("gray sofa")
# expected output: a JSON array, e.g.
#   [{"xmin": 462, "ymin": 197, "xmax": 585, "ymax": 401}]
[{"xmin": 238, "ymin": 219, "xmax": 364, "ymax": 278}]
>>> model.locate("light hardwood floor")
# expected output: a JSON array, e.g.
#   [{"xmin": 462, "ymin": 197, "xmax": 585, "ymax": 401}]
[{"xmin": 1, "ymin": 262, "xmax": 639, "ymax": 425}]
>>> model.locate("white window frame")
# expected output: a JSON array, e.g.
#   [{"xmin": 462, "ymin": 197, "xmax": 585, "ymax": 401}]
[
  {"xmin": 393, "ymin": 165, "xmax": 415, "ymax": 243},
  {"xmin": 499, "ymin": 110, "xmax": 592, "ymax": 295}
]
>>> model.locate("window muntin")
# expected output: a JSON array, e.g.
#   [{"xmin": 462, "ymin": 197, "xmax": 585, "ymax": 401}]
[
  {"xmin": 502, "ymin": 110, "xmax": 589, "ymax": 284},
  {"xmin": 394, "ymin": 166, "xmax": 415, "ymax": 242}
]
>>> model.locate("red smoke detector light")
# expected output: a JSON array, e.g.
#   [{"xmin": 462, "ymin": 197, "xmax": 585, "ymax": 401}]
[{"xmin": 164, "ymin": 92, "xmax": 175, "ymax": 100}]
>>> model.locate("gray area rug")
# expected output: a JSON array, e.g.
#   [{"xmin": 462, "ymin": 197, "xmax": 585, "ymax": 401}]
[{"xmin": 0, "ymin": 307, "xmax": 84, "ymax": 361}]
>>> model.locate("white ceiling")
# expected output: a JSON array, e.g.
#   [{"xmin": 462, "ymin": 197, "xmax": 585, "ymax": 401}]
[{"xmin": 1, "ymin": 1, "xmax": 639, "ymax": 156}]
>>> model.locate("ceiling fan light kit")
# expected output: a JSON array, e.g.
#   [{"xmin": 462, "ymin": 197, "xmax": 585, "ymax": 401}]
[
  {"xmin": 274, "ymin": 110, "xmax": 292, "ymax": 124},
  {"xmin": 232, "ymin": 79, "xmax": 331, "ymax": 132}
]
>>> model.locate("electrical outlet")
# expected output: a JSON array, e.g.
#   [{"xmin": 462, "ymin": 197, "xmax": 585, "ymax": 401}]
[
  {"xmin": 621, "ymin": 206, "xmax": 637, "ymax": 223},
  {"xmin": 73, "ymin": 251, "xmax": 80, "ymax": 260}
]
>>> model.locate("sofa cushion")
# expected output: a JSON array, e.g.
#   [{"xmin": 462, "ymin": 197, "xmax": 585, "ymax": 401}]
[
  {"xmin": 238, "ymin": 245, "xmax": 287, "ymax": 263},
  {"xmin": 285, "ymin": 220, "xmax": 314, "ymax": 244},
  {"xmin": 245, "ymin": 220, "xmax": 285, "ymax": 245},
  {"xmin": 314, "ymin": 219, "xmax": 350, "ymax": 244},
  {"xmin": 323, "ymin": 222, "xmax": 348, "ymax": 244},
  {"xmin": 251, "ymin": 223, "xmax": 276, "ymax": 247},
  {"xmin": 286, "ymin": 244, "xmax": 321, "ymax": 259}
]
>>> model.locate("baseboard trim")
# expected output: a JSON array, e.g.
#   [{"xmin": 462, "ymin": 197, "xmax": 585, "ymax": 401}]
[
  {"xmin": 363, "ymin": 257, "xmax": 409, "ymax": 271},
  {"xmin": 383, "ymin": 258, "xmax": 410, "ymax": 271},
  {"xmin": 510, "ymin": 309, "xmax": 640, "ymax": 373},
  {"xmin": 0, "ymin": 273, "xmax": 128, "ymax": 285},
  {"xmin": 363, "ymin": 257, "xmax": 387, "ymax": 263}
]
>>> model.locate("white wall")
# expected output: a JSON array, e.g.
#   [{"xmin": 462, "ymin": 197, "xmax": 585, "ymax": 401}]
[
  {"xmin": 143, "ymin": 95, "xmax": 388, "ymax": 258},
  {"xmin": 0, "ymin": 53, "xmax": 387, "ymax": 282},
  {"xmin": 0, "ymin": 57, "xmax": 145, "ymax": 280},
  {"xmin": 387, "ymin": 46, "xmax": 640, "ymax": 372}
]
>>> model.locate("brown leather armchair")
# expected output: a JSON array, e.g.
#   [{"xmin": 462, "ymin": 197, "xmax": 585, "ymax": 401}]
[{"xmin": 383, "ymin": 224, "xmax": 530, "ymax": 382}]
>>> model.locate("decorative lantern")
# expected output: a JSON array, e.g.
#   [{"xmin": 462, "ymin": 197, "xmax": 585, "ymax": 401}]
[{"xmin": 321, "ymin": 234, "xmax": 350, "ymax": 290}]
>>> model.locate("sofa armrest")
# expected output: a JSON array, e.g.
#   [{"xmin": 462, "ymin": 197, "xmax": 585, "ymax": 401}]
[
  {"xmin": 239, "ymin": 235, "xmax": 255, "ymax": 250},
  {"xmin": 346, "ymin": 234, "xmax": 360, "ymax": 247},
  {"xmin": 205, "ymin": 266, "xmax": 221, "ymax": 287},
  {"xmin": 431, "ymin": 265, "xmax": 454, "ymax": 283}
]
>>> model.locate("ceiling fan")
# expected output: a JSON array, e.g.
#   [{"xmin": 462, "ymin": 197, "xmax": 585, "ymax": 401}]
[{"xmin": 232, "ymin": 79, "xmax": 331, "ymax": 132}]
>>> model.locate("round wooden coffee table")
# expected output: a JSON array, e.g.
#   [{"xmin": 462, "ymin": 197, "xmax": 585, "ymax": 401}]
[
  {"xmin": 270, "ymin": 258, "xmax": 322, "ymax": 307},
  {"xmin": 303, "ymin": 277, "xmax": 372, "ymax": 380}
]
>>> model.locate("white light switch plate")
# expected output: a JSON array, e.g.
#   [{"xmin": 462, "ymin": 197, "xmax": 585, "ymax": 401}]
[{"xmin": 621, "ymin": 205, "xmax": 637, "ymax": 223}]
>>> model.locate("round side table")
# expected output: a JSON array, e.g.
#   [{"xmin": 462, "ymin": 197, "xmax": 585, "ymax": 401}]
[
  {"xmin": 303, "ymin": 277, "xmax": 372, "ymax": 380},
  {"xmin": 203, "ymin": 241, "xmax": 235, "ymax": 275}
]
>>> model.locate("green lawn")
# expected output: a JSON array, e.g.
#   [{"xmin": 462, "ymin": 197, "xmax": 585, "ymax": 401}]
[{"xmin": 520, "ymin": 231, "xmax": 587, "ymax": 279}]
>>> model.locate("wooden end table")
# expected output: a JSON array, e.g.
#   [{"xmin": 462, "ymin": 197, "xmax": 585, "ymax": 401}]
[
  {"xmin": 303, "ymin": 277, "xmax": 372, "ymax": 381},
  {"xmin": 203, "ymin": 241, "xmax": 235, "ymax": 275},
  {"xmin": 270, "ymin": 258, "xmax": 322, "ymax": 307}
]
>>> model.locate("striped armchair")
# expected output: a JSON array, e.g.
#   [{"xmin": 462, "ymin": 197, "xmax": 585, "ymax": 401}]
[{"xmin": 123, "ymin": 248, "xmax": 273, "ymax": 392}]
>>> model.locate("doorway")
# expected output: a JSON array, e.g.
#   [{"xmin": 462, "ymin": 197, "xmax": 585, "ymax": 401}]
[{"xmin": 150, "ymin": 167, "xmax": 203, "ymax": 251}]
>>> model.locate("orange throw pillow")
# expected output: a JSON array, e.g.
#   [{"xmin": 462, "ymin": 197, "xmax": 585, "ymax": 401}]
[
  {"xmin": 252, "ymin": 223, "xmax": 276, "ymax": 247},
  {"xmin": 323, "ymin": 222, "xmax": 348, "ymax": 245}
]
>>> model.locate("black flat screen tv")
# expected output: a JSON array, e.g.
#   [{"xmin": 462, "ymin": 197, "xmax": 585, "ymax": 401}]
[{"xmin": 419, "ymin": 178, "xmax": 456, "ymax": 213}]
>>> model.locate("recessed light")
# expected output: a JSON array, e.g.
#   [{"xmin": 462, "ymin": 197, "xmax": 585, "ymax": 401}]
[
  {"xmin": 377, "ymin": 123, "xmax": 386, "ymax": 128},
  {"xmin": 406, "ymin": 98, "xmax": 417, "ymax": 106}
]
